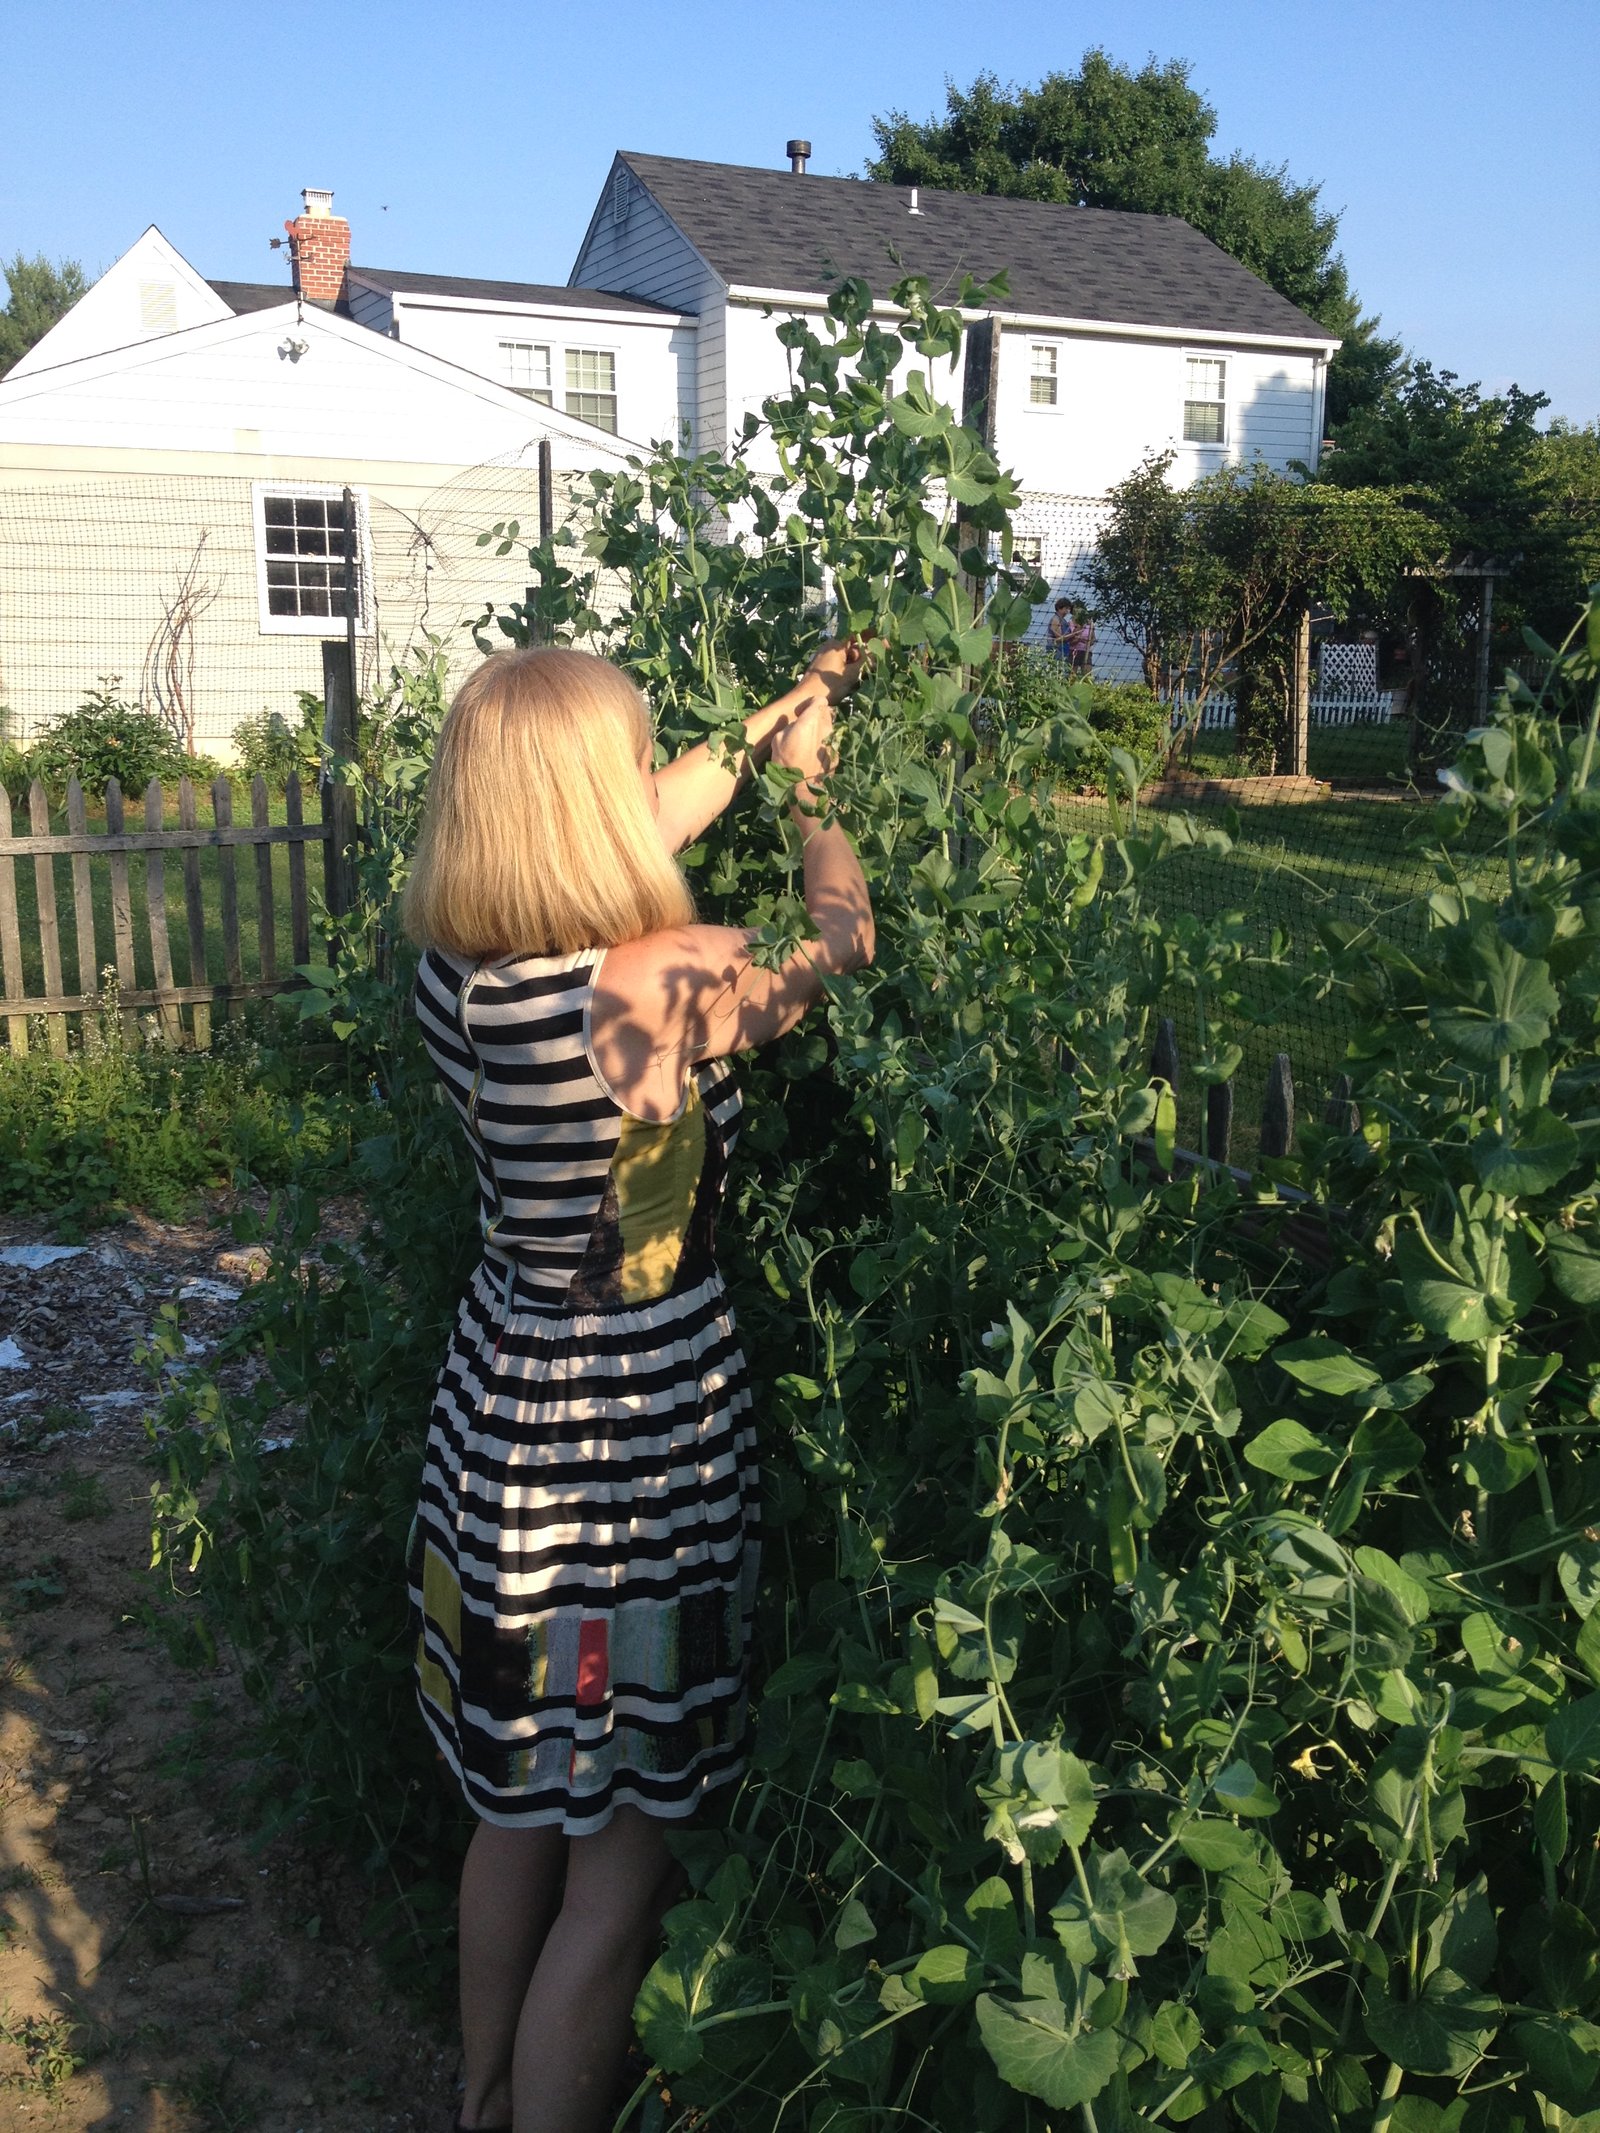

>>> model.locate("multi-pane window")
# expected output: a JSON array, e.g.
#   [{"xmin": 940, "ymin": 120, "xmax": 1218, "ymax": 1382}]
[
  {"xmin": 1028, "ymin": 344, "xmax": 1058, "ymax": 406},
  {"xmin": 501, "ymin": 341, "xmax": 553, "ymax": 403},
  {"xmin": 1183, "ymin": 356, "xmax": 1227, "ymax": 445},
  {"xmin": 565, "ymin": 348, "xmax": 618, "ymax": 433},
  {"xmin": 255, "ymin": 488, "xmax": 365, "ymax": 631},
  {"xmin": 1012, "ymin": 536, "xmax": 1044, "ymax": 569}
]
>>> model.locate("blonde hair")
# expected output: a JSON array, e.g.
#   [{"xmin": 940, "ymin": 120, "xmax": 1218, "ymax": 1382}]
[{"xmin": 402, "ymin": 648, "xmax": 695, "ymax": 958}]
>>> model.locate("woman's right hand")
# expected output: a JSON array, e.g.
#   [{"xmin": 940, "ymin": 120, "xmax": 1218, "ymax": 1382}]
[
  {"xmin": 770, "ymin": 695, "xmax": 836, "ymax": 787},
  {"xmin": 804, "ymin": 636, "xmax": 872, "ymax": 706}
]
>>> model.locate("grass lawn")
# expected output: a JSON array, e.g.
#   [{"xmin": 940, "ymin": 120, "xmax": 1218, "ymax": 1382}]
[
  {"xmin": 3, "ymin": 783, "xmax": 328, "ymax": 1009},
  {"xmin": 1180, "ymin": 719, "xmax": 1420, "ymax": 788},
  {"xmin": 1059, "ymin": 785, "xmax": 1497, "ymax": 1163}
]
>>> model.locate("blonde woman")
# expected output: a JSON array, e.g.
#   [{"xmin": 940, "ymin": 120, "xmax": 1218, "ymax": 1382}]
[{"xmin": 402, "ymin": 641, "xmax": 873, "ymax": 2133}]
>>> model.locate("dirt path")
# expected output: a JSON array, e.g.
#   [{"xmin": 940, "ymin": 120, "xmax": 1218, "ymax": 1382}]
[{"xmin": 0, "ymin": 1211, "xmax": 459, "ymax": 2131}]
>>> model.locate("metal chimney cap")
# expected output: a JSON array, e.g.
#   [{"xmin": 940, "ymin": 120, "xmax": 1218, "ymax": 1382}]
[
  {"xmin": 786, "ymin": 139, "xmax": 811, "ymax": 173},
  {"xmin": 301, "ymin": 188, "xmax": 335, "ymax": 218}
]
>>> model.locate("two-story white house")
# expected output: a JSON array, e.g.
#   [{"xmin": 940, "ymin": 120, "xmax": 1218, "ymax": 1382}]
[{"xmin": 0, "ymin": 150, "xmax": 1338, "ymax": 751}]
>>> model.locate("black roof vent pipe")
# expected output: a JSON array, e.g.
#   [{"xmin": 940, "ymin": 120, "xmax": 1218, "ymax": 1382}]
[{"xmin": 786, "ymin": 139, "xmax": 811, "ymax": 174}]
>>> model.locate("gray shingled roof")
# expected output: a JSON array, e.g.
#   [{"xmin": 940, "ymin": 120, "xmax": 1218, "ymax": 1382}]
[
  {"xmin": 617, "ymin": 153, "xmax": 1335, "ymax": 343},
  {"xmin": 209, "ymin": 280, "xmax": 300, "ymax": 313},
  {"xmin": 348, "ymin": 267, "xmax": 680, "ymax": 315}
]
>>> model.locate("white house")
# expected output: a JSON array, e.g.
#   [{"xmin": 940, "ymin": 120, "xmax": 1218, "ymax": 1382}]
[{"xmin": 0, "ymin": 155, "xmax": 1341, "ymax": 748}]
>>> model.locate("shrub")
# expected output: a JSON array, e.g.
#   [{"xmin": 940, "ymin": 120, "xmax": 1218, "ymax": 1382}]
[
  {"xmin": 0, "ymin": 999, "xmax": 364, "ymax": 1232},
  {"xmin": 230, "ymin": 694, "xmax": 321, "ymax": 789},
  {"xmin": 998, "ymin": 647, "xmax": 1170, "ymax": 787},
  {"xmin": 27, "ymin": 677, "xmax": 189, "ymax": 799}
]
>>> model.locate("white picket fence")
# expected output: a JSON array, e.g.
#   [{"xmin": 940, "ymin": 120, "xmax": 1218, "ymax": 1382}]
[{"xmin": 1171, "ymin": 688, "xmax": 1396, "ymax": 733}]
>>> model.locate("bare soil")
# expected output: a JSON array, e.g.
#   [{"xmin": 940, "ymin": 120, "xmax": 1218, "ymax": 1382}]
[{"xmin": 0, "ymin": 1206, "xmax": 459, "ymax": 2132}]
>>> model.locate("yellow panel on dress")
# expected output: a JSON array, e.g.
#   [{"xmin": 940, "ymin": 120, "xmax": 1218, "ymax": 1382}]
[
  {"xmin": 613, "ymin": 1088, "xmax": 707, "ymax": 1303},
  {"xmin": 422, "ymin": 1540, "xmax": 463, "ymax": 1656}
]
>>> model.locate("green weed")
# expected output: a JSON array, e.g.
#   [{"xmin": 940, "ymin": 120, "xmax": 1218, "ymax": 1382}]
[
  {"xmin": 55, "ymin": 1468, "xmax": 112, "ymax": 1522},
  {"xmin": 0, "ymin": 2002, "xmax": 85, "ymax": 2099}
]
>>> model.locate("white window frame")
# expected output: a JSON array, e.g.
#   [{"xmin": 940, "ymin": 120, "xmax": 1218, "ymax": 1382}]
[
  {"xmin": 1026, "ymin": 342, "xmax": 1060, "ymax": 410},
  {"xmin": 1182, "ymin": 353, "xmax": 1229, "ymax": 448},
  {"xmin": 500, "ymin": 339, "xmax": 553, "ymax": 402},
  {"xmin": 1011, "ymin": 535, "xmax": 1044, "ymax": 570},
  {"xmin": 564, "ymin": 344, "xmax": 619, "ymax": 434},
  {"xmin": 252, "ymin": 481, "xmax": 372, "ymax": 638}
]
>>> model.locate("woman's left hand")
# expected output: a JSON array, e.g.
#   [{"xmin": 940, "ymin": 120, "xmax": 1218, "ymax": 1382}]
[{"xmin": 804, "ymin": 636, "xmax": 872, "ymax": 706}]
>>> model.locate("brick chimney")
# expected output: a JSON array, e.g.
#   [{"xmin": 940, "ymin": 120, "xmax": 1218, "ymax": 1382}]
[{"xmin": 285, "ymin": 187, "xmax": 349, "ymax": 306}]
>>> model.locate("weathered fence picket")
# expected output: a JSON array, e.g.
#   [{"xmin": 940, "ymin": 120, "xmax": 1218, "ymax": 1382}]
[{"xmin": 0, "ymin": 773, "xmax": 335, "ymax": 1051}]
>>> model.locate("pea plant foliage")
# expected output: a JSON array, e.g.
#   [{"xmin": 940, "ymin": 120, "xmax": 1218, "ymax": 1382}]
[{"xmin": 151, "ymin": 277, "xmax": 1600, "ymax": 2133}]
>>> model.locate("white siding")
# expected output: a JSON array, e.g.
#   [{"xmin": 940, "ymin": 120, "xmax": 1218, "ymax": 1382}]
[
  {"xmin": 389, "ymin": 300, "xmax": 694, "ymax": 451},
  {"xmin": 994, "ymin": 328, "xmax": 1321, "ymax": 494}
]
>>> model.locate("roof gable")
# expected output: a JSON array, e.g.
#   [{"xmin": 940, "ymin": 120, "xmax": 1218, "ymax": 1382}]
[
  {"xmin": 0, "ymin": 301, "xmax": 648, "ymax": 468},
  {"xmin": 10, "ymin": 226, "xmax": 233, "ymax": 379},
  {"xmin": 617, "ymin": 153, "xmax": 1337, "ymax": 345}
]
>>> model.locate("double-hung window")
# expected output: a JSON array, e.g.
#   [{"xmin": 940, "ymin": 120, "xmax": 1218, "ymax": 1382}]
[
  {"xmin": 253, "ymin": 484, "xmax": 368, "ymax": 634},
  {"xmin": 501, "ymin": 341, "xmax": 553, "ymax": 403},
  {"xmin": 1183, "ymin": 356, "xmax": 1227, "ymax": 445},
  {"xmin": 565, "ymin": 348, "xmax": 618, "ymax": 433},
  {"xmin": 1028, "ymin": 344, "xmax": 1059, "ymax": 406}
]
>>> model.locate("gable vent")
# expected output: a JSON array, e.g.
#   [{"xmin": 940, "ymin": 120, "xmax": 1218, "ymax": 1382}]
[
  {"xmin": 611, "ymin": 169, "xmax": 632, "ymax": 226},
  {"xmin": 139, "ymin": 280, "xmax": 178, "ymax": 331}
]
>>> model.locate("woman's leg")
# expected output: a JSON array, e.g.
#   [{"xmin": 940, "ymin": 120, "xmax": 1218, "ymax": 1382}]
[
  {"xmin": 458, "ymin": 1819, "xmax": 569, "ymax": 2129},
  {"xmin": 511, "ymin": 1805, "xmax": 678, "ymax": 2133}
]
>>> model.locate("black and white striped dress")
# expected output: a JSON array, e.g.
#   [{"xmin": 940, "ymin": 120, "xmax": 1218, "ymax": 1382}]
[{"xmin": 409, "ymin": 946, "xmax": 758, "ymax": 1833}]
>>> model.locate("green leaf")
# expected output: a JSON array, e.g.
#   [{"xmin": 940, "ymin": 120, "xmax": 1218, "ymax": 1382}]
[
  {"xmin": 1471, "ymin": 1106, "xmax": 1578, "ymax": 1195},
  {"xmin": 761, "ymin": 1652, "xmax": 837, "ymax": 1699},
  {"xmin": 1151, "ymin": 2000, "xmax": 1202, "ymax": 2069},
  {"xmin": 1175, "ymin": 1819, "xmax": 1257, "ymax": 1870},
  {"xmin": 974, "ymin": 1994, "xmax": 1121, "ymax": 2110},
  {"xmin": 906, "ymin": 1943, "xmax": 982, "ymax": 2005},
  {"xmin": 1244, "ymin": 1418, "xmax": 1341, "ymax": 1481},
  {"xmin": 1350, "ymin": 1411, "xmax": 1426, "ymax": 1484},
  {"xmin": 1396, "ymin": 1225, "xmax": 1541, "ymax": 1342},
  {"xmin": 1049, "ymin": 1847, "xmax": 1177, "ymax": 1976},
  {"xmin": 1535, "ymin": 1773, "xmax": 1570, "ymax": 1864},
  {"xmin": 834, "ymin": 1897, "xmax": 876, "ymax": 1950},
  {"xmin": 1362, "ymin": 1969, "xmax": 1499, "ymax": 2075},
  {"xmin": 1431, "ymin": 940, "xmax": 1558, "ymax": 1061},
  {"xmin": 1211, "ymin": 1760, "xmax": 1279, "ymax": 1818},
  {"xmin": 1513, "ymin": 2013, "xmax": 1600, "ymax": 2110},
  {"xmin": 1274, "ymin": 1339, "xmax": 1382, "ymax": 1398},
  {"xmin": 1577, "ymin": 1612, "xmax": 1600, "ymax": 1689},
  {"xmin": 1353, "ymin": 1547, "xmax": 1432, "ymax": 1625},
  {"xmin": 1547, "ymin": 1690, "xmax": 1600, "ymax": 1774},
  {"xmin": 1547, "ymin": 1225, "xmax": 1600, "ymax": 1304}
]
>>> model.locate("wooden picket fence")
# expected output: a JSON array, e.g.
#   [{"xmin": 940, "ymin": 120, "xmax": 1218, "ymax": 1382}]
[{"xmin": 0, "ymin": 773, "xmax": 333, "ymax": 1054}]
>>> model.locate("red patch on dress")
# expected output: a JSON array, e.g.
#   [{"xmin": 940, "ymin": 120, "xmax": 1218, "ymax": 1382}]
[{"xmin": 575, "ymin": 1618, "xmax": 609, "ymax": 1712}]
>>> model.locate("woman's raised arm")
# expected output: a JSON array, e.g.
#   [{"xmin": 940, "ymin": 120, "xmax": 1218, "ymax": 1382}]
[{"xmin": 649, "ymin": 639, "xmax": 868, "ymax": 854}]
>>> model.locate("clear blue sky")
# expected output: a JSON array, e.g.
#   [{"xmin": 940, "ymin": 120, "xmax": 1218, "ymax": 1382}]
[{"xmin": 4, "ymin": 0, "xmax": 1596, "ymax": 422}]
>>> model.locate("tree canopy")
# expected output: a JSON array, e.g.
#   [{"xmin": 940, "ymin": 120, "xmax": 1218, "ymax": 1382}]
[
  {"xmin": 868, "ymin": 53, "xmax": 1401, "ymax": 429},
  {"xmin": 0, "ymin": 253, "xmax": 88, "ymax": 377}
]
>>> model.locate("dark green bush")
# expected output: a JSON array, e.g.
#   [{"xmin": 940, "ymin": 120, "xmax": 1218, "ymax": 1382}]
[
  {"xmin": 230, "ymin": 694, "xmax": 322, "ymax": 789},
  {"xmin": 999, "ymin": 647, "xmax": 1171, "ymax": 787},
  {"xmin": 0, "ymin": 1008, "xmax": 365, "ymax": 1232},
  {"xmin": 27, "ymin": 677, "xmax": 189, "ymax": 799}
]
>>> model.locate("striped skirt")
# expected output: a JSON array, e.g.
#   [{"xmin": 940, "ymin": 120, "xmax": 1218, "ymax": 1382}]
[{"xmin": 409, "ymin": 1255, "xmax": 760, "ymax": 1833}]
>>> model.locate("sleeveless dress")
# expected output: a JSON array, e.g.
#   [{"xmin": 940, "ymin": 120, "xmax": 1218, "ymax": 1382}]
[{"xmin": 408, "ymin": 945, "xmax": 759, "ymax": 1833}]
